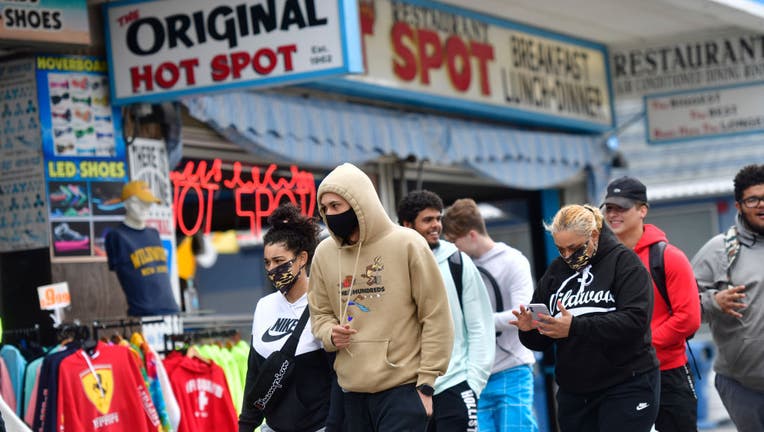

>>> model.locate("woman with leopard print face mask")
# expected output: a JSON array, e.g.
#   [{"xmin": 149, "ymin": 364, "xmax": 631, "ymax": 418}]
[
  {"xmin": 239, "ymin": 204, "xmax": 342, "ymax": 432},
  {"xmin": 511, "ymin": 204, "xmax": 660, "ymax": 432}
]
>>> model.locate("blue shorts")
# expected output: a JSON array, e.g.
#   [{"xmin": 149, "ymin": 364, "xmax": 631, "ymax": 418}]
[{"xmin": 478, "ymin": 365, "xmax": 538, "ymax": 432}]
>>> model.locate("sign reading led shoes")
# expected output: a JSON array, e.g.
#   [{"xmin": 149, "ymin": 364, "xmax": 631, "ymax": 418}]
[{"xmin": 103, "ymin": 0, "xmax": 363, "ymax": 105}]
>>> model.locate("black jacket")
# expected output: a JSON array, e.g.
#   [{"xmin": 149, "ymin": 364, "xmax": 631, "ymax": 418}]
[
  {"xmin": 519, "ymin": 226, "xmax": 658, "ymax": 394},
  {"xmin": 239, "ymin": 346, "xmax": 333, "ymax": 432}
]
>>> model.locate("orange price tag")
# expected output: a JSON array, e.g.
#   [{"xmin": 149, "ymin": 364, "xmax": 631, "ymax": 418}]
[{"xmin": 37, "ymin": 282, "xmax": 71, "ymax": 310}]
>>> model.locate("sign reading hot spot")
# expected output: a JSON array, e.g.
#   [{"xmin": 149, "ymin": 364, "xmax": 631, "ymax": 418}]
[
  {"xmin": 170, "ymin": 160, "xmax": 316, "ymax": 238},
  {"xmin": 103, "ymin": 0, "xmax": 363, "ymax": 105}
]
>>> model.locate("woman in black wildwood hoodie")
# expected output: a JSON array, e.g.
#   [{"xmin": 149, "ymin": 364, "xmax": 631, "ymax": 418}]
[
  {"xmin": 512, "ymin": 204, "xmax": 659, "ymax": 432},
  {"xmin": 239, "ymin": 204, "xmax": 341, "ymax": 432}
]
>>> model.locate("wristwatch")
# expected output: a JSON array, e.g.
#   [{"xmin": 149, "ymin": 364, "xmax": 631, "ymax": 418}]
[{"xmin": 416, "ymin": 384, "xmax": 434, "ymax": 396}]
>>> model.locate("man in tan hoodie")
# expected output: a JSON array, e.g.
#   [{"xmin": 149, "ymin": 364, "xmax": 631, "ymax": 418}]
[{"xmin": 308, "ymin": 163, "xmax": 454, "ymax": 431}]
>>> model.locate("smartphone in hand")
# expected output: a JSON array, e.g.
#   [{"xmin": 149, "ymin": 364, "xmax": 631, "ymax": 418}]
[{"xmin": 527, "ymin": 303, "xmax": 552, "ymax": 317}]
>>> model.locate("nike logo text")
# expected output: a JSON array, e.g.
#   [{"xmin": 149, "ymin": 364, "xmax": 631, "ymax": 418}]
[
  {"xmin": 636, "ymin": 402, "xmax": 649, "ymax": 411},
  {"xmin": 261, "ymin": 317, "xmax": 298, "ymax": 342}
]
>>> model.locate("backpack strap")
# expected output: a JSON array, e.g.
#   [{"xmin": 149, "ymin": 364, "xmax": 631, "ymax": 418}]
[
  {"xmin": 476, "ymin": 266, "xmax": 504, "ymax": 313},
  {"xmin": 723, "ymin": 225, "xmax": 740, "ymax": 282},
  {"xmin": 280, "ymin": 306, "xmax": 310, "ymax": 357},
  {"xmin": 477, "ymin": 266, "xmax": 506, "ymax": 338},
  {"xmin": 649, "ymin": 241, "xmax": 671, "ymax": 315},
  {"xmin": 447, "ymin": 251, "xmax": 464, "ymax": 311},
  {"xmin": 649, "ymin": 240, "xmax": 705, "ymax": 380}
]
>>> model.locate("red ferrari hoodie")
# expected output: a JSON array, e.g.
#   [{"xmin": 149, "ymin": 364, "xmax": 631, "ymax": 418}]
[
  {"xmin": 56, "ymin": 342, "xmax": 160, "ymax": 432},
  {"xmin": 634, "ymin": 224, "xmax": 701, "ymax": 370}
]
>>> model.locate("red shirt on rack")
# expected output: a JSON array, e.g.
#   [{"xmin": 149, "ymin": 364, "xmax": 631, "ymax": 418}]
[
  {"xmin": 56, "ymin": 342, "xmax": 161, "ymax": 432},
  {"xmin": 162, "ymin": 350, "xmax": 184, "ymax": 376},
  {"xmin": 168, "ymin": 355, "xmax": 237, "ymax": 432}
]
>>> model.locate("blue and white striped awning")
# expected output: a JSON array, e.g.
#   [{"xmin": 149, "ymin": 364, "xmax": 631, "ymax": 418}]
[
  {"xmin": 183, "ymin": 91, "xmax": 609, "ymax": 191},
  {"xmin": 448, "ymin": 123, "xmax": 604, "ymax": 190}
]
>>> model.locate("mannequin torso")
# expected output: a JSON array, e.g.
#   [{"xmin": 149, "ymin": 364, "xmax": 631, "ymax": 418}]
[{"xmin": 104, "ymin": 183, "xmax": 178, "ymax": 316}]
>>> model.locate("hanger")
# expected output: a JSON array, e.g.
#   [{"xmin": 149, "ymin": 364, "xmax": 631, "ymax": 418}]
[
  {"xmin": 110, "ymin": 333, "xmax": 124, "ymax": 345},
  {"xmin": 83, "ymin": 339, "xmax": 98, "ymax": 357},
  {"xmin": 230, "ymin": 330, "xmax": 242, "ymax": 345},
  {"xmin": 186, "ymin": 345, "xmax": 211, "ymax": 364}
]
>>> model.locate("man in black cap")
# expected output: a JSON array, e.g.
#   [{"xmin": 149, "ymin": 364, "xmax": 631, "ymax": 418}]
[{"xmin": 603, "ymin": 176, "xmax": 701, "ymax": 432}]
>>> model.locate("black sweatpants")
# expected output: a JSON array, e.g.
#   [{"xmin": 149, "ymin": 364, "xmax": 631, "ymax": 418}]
[
  {"xmin": 557, "ymin": 368, "xmax": 660, "ymax": 432},
  {"xmin": 427, "ymin": 381, "xmax": 478, "ymax": 432},
  {"xmin": 655, "ymin": 364, "xmax": 698, "ymax": 432},
  {"xmin": 325, "ymin": 372, "xmax": 346, "ymax": 432},
  {"xmin": 344, "ymin": 383, "xmax": 428, "ymax": 432}
]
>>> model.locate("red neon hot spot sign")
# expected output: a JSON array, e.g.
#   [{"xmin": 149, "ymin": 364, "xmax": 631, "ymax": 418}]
[{"xmin": 170, "ymin": 159, "xmax": 316, "ymax": 237}]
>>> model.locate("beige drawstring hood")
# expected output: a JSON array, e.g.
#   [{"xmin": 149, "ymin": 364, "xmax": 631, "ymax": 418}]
[{"xmin": 308, "ymin": 163, "xmax": 453, "ymax": 393}]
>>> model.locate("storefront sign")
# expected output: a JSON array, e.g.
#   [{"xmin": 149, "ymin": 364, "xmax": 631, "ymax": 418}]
[
  {"xmin": 0, "ymin": 58, "xmax": 47, "ymax": 253},
  {"xmin": 103, "ymin": 0, "xmax": 363, "ymax": 105},
  {"xmin": 170, "ymin": 159, "xmax": 316, "ymax": 237},
  {"xmin": 612, "ymin": 31, "xmax": 764, "ymax": 97},
  {"xmin": 37, "ymin": 282, "xmax": 71, "ymax": 310},
  {"xmin": 321, "ymin": 0, "xmax": 612, "ymax": 132},
  {"xmin": 36, "ymin": 55, "xmax": 129, "ymax": 261},
  {"xmin": 0, "ymin": 0, "xmax": 90, "ymax": 44},
  {"xmin": 646, "ymin": 82, "xmax": 764, "ymax": 143}
]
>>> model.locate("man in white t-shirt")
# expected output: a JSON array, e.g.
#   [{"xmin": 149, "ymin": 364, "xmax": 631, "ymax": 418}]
[{"xmin": 443, "ymin": 198, "xmax": 538, "ymax": 432}]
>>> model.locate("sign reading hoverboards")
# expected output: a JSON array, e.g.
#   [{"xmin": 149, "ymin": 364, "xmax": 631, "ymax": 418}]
[{"xmin": 103, "ymin": 0, "xmax": 363, "ymax": 105}]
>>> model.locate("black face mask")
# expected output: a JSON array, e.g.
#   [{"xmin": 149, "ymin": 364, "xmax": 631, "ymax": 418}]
[
  {"xmin": 562, "ymin": 240, "xmax": 595, "ymax": 271},
  {"xmin": 326, "ymin": 208, "xmax": 359, "ymax": 243}
]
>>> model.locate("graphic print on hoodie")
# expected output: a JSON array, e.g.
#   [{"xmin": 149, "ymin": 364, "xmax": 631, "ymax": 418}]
[
  {"xmin": 547, "ymin": 266, "xmax": 616, "ymax": 317},
  {"xmin": 252, "ymin": 293, "xmax": 322, "ymax": 358}
]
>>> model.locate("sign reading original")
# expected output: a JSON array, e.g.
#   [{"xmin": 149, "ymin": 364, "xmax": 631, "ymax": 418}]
[
  {"xmin": 104, "ymin": 0, "xmax": 363, "ymax": 105},
  {"xmin": 331, "ymin": 0, "xmax": 612, "ymax": 132}
]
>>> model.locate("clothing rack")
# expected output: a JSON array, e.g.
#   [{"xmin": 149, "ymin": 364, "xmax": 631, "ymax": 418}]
[
  {"xmin": 181, "ymin": 313, "xmax": 251, "ymax": 330},
  {"xmin": 2, "ymin": 324, "xmax": 41, "ymax": 345},
  {"xmin": 162, "ymin": 328, "xmax": 239, "ymax": 354},
  {"xmin": 91, "ymin": 318, "xmax": 165, "ymax": 341},
  {"xmin": 56, "ymin": 322, "xmax": 92, "ymax": 342}
]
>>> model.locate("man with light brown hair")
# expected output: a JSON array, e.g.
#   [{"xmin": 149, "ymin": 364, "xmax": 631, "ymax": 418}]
[{"xmin": 443, "ymin": 199, "xmax": 538, "ymax": 432}]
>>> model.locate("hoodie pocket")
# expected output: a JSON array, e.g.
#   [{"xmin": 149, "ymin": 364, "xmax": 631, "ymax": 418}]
[
  {"xmin": 349, "ymin": 339, "xmax": 400, "ymax": 368},
  {"xmin": 726, "ymin": 337, "xmax": 764, "ymax": 380}
]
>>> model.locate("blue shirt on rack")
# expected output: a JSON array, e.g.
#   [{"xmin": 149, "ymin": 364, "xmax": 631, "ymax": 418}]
[{"xmin": 0, "ymin": 345, "xmax": 26, "ymax": 416}]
